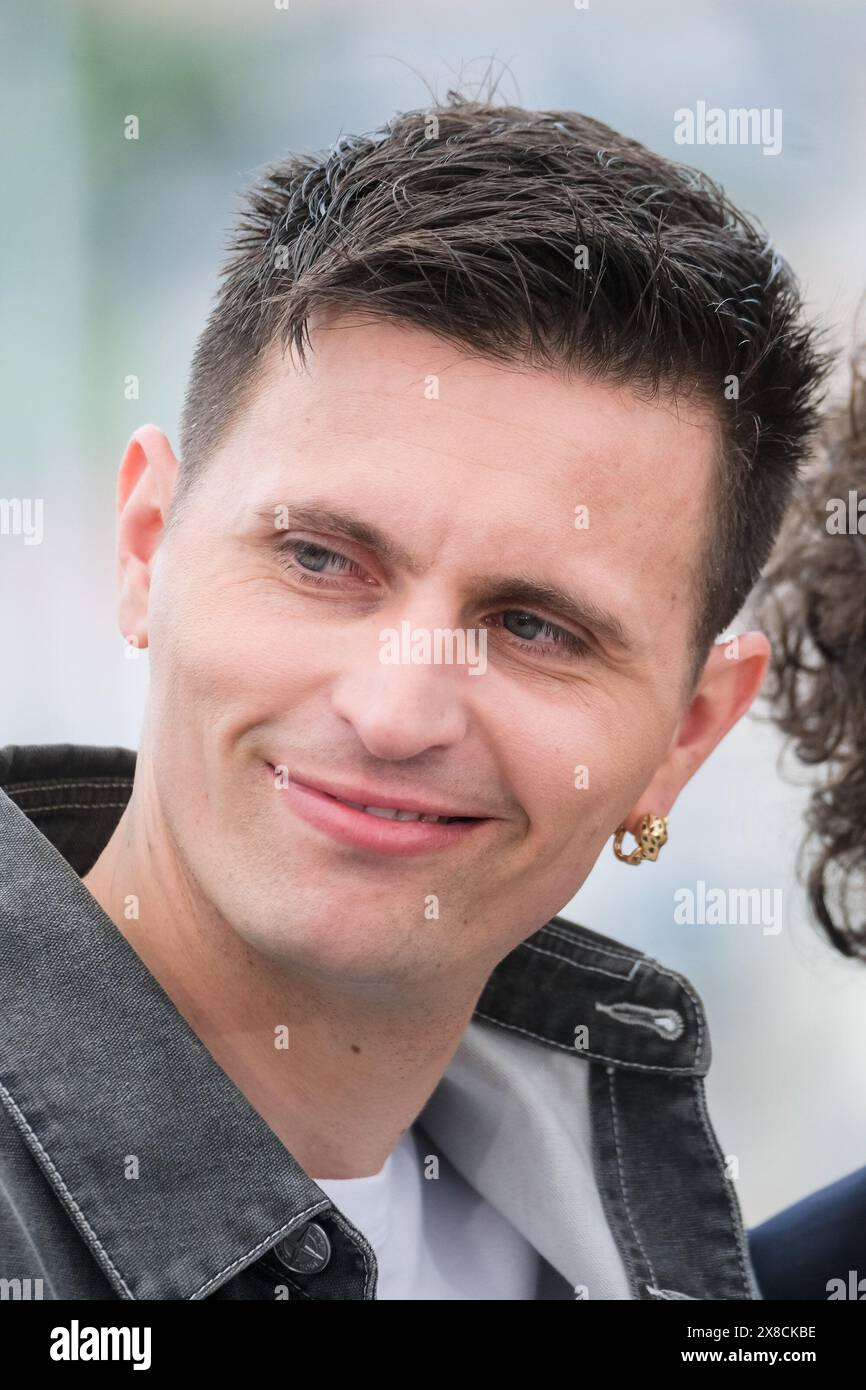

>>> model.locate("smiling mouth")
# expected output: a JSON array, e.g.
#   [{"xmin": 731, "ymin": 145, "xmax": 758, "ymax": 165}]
[
  {"xmin": 266, "ymin": 764, "xmax": 489, "ymax": 854},
  {"xmin": 323, "ymin": 796, "xmax": 475, "ymax": 825}
]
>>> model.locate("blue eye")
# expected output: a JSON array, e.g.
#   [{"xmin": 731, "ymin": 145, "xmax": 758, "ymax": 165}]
[
  {"xmin": 277, "ymin": 540, "xmax": 365, "ymax": 585},
  {"xmin": 293, "ymin": 542, "xmax": 353, "ymax": 573},
  {"xmin": 491, "ymin": 610, "xmax": 588, "ymax": 658},
  {"xmin": 503, "ymin": 611, "xmax": 550, "ymax": 642}
]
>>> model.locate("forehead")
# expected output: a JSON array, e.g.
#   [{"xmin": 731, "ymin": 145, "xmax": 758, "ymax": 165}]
[{"xmin": 207, "ymin": 317, "xmax": 719, "ymax": 667}]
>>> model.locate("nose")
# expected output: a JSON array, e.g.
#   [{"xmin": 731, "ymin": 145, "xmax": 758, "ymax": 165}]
[{"xmin": 330, "ymin": 628, "xmax": 472, "ymax": 761}]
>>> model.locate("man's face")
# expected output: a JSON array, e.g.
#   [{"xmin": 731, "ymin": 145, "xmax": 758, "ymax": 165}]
[{"xmin": 142, "ymin": 315, "xmax": 718, "ymax": 993}]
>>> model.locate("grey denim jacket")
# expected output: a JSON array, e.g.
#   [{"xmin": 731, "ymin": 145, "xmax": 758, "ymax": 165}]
[{"xmin": 0, "ymin": 743, "xmax": 760, "ymax": 1301}]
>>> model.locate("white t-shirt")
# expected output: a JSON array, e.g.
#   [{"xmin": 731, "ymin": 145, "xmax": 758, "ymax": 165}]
[{"xmin": 313, "ymin": 1119, "xmax": 569, "ymax": 1299}]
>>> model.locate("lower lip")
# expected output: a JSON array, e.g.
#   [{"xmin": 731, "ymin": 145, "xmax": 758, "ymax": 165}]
[{"xmin": 268, "ymin": 767, "xmax": 489, "ymax": 856}]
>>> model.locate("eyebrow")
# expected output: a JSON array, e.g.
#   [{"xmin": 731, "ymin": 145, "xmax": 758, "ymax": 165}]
[
  {"xmin": 471, "ymin": 576, "xmax": 634, "ymax": 654},
  {"xmin": 254, "ymin": 502, "xmax": 635, "ymax": 654},
  {"xmin": 256, "ymin": 503, "xmax": 424, "ymax": 575}
]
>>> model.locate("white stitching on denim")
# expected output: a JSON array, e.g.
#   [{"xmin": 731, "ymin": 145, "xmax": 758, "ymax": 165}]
[
  {"xmin": 6, "ymin": 781, "xmax": 342, "ymax": 1301},
  {"xmin": 204, "ymin": 1206, "xmax": 378, "ymax": 1301},
  {"xmin": 472, "ymin": 1011, "xmax": 700, "ymax": 1073},
  {"xmin": 214, "ymin": 1207, "xmax": 377, "ymax": 1301},
  {"xmin": 541, "ymin": 921, "xmax": 709, "ymax": 1057},
  {"xmin": 519, "ymin": 937, "xmax": 641, "ymax": 984},
  {"xmin": 5, "ymin": 781, "xmax": 134, "ymax": 793},
  {"xmin": 1, "ymin": 1059, "xmax": 338, "ymax": 1302},
  {"xmin": 510, "ymin": 938, "xmax": 702, "ymax": 1069},
  {"xmin": 23, "ymin": 803, "xmax": 131, "ymax": 813},
  {"xmin": 607, "ymin": 1066, "xmax": 657, "ymax": 1290},
  {"xmin": 595, "ymin": 1001, "xmax": 685, "ymax": 1042},
  {"xmin": 590, "ymin": 1067, "xmax": 639, "ymax": 1299},
  {"xmin": 191, "ymin": 1200, "xmax": 332, "ymax": 1300},
  {"xmin": 0, "ymin": 1079, "xmax": 134, "ymax": 1299},
  {"xmin": 540, "ymin": 921, "xmax": 647, "ymax": 968},
  {"xmin": 691, "ymin": 1076, "xmax": 755, "ymax": 1297},
  {"xmin": 326, "ymin": 1208, "xmax": 377, "ymax": 1298}
]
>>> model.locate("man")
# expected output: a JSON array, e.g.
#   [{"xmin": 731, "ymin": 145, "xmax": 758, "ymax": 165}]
[{"xmin": 0, "ymin": 96, "xmax": 829, "ymax": 1300}]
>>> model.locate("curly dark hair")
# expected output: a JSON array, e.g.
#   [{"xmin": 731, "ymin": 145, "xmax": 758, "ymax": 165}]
[{"xmin": 753, "ymin": 339, "xmax": 866, "ymax": 960}]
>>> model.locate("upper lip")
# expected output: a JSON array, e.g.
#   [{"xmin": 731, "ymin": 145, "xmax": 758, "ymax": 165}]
[{"xmin": 283, "ymin": 771, "xmax": 490, "ymax": 819}]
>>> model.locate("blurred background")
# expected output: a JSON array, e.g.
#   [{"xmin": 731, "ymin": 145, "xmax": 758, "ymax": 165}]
[{"xmin": 2, "ymin": 0, "xmax": 865, "ymax": 1230}]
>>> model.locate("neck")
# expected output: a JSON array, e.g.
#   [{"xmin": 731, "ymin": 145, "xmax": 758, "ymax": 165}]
[{"xmin": 80, "ymin": 769, "xmax": 481, "ymax": 1180}]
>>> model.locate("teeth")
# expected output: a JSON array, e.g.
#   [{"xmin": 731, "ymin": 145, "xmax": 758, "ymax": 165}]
[{"xmin": 336, "ymin": 796, "xmax": 453, "ymax": 824}]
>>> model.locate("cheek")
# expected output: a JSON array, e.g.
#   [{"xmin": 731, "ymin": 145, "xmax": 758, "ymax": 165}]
[
  {"xmin": 508, "ymin": 708, "xmax": 666, "ymax": 856},
  {"xmin": 149, "ymin": 573, "xmax": 345, "ymax": 764}
]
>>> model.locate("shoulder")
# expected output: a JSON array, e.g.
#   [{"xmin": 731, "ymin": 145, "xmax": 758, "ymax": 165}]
[{"xmin": 749, "ymin": 1165, "xmax": 866, "ymax": 1299}]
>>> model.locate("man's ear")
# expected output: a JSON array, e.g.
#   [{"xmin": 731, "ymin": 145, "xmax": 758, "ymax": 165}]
[
  {"xmin": 619, "ymin": 632, "xmax": 771, "ymax": 837},
  {"xmin": 116, "ymin": 425, "xmax": 180, "ymax": 652}
]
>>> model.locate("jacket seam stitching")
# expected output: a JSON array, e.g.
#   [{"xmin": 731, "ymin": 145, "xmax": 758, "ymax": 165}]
[
  {"xmin": 471, "ymin": 1010, "xmax": 700, "ymax": 1072},
  {"xmin": 541, "ymin": 922, "xmax": 709, "ymax": 1035},
  {"xmin": 607, "ymin": 1066, "xmax": 657, "ymax": 1293},
  {"xmin": 4, "ymin": 780, "xmax": 135, "ymax": 793},
  {"xmin": 690, "ymin": 1076, "xmax": 755, "ymax": 1298},
  {"xmin": 15, "ymin": 802, "xmax": 131, "ymax": 813},
  {"xmin": 190, "ymin": 1201, "xmax": 334, "ymax": 1300},
  {"xmin": 521, "ymin": 936, "xmax": 641, "ymax": 983},
  {"xmin": 325, "ymin": 1209, "xmax": 376, "ymax": 1298},
  {"xmin": 512, "ymin": 939, "xmax": 703, "ymax": 1068},
  {"xmin": 0, "ymin": 1078, "xmax": 334, "ymax": 1303},
  {"xmin": 0, "ymin": 1079, "xmax": 134, "ymax": 1299},
  {"xmin": 540, "ymin": 922, "xmax": 647, "ymax": 966}
]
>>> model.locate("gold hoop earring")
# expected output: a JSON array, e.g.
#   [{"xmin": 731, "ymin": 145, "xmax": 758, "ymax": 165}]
[{"xmin": 612, "ymin": 813, "xmax": 668, "ymax": 866}]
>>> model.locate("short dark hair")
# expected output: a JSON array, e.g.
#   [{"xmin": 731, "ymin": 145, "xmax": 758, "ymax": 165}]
[
  {"xmin": 177, "ymin": 94, "xmax": 831, "ymax": 692},
  {"xmin": 753, "ymin": 343, "xmax": 866, "ymax": 961}
]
